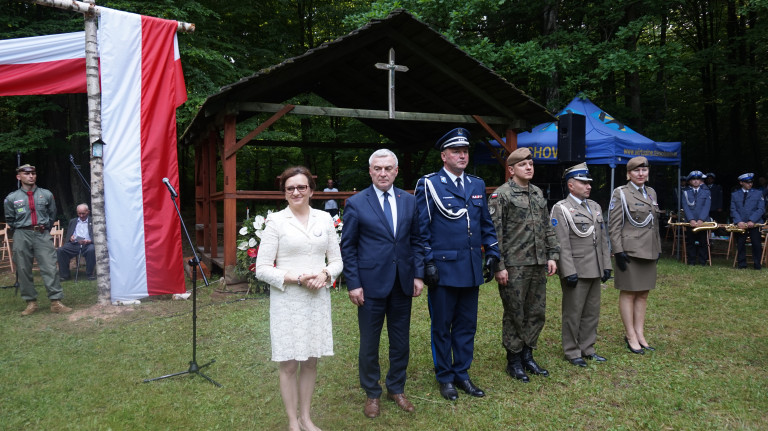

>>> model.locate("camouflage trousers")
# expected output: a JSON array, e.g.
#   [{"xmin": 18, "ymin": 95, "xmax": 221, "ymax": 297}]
[{"xmin": 497, "ymin": 265, "xmax": 547, "ymax": 354}]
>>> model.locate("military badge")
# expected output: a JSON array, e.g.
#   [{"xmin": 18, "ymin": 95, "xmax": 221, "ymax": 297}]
[
  {"xmin": 489, "ymin": 206, "xmax": 495, "ymax": 215},
  {"xmin": 551, "ymin": 218, "xmax": 558, "ymax": 226},
  {"xmin": 490, "ymin": 193, "xmax": 498, "ymax": 199},
  {"xmin": 440, "ymin": 176, "xmax": 447, "ymax": 184},
  {"xmin": 471, "ymin": 194, "xmax": 482, "ymax": 199}
]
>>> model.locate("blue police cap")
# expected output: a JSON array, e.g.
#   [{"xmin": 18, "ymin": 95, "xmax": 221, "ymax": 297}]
[
  {"xmin": 738, "ymin": 173, "xmax": 754, "ymax": 182},
  {"xmin": 687, "ymin": 170, "xmax": 704, "ymax": 180},
  {"xmin": 435, "ymin": 127, "xmax": 471, "ymax": 151}
]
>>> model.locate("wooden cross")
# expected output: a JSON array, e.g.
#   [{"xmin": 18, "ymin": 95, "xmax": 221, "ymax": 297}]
[{"xmin": 375, "ymin": 48, "xmax": 409, "ymax": 119}]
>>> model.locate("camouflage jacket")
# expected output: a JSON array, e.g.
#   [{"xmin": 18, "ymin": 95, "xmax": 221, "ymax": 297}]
[{"xmin": 489, "ymin": 179, "xmax": 559, "ymax": 269}]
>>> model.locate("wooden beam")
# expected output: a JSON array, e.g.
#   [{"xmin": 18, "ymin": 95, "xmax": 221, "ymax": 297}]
[
  {"xmin": 29, "ymin": 0, "xmax": 195, "ymax": 32},
  {"xmin": 224, "ymin": 104, "xmax": 295, "ymax": 159},
  {"xmin": 236, "ymin": 102, "xmax": 512, "ymax": 125}
]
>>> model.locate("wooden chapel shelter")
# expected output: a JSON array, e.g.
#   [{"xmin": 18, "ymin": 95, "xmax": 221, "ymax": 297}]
[{"xmin": 180, "ymin": 9, "xmax": 556, "ymax": 277}]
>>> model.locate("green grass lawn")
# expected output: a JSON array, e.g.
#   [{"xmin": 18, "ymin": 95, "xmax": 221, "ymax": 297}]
[{"xmin": 1, "ymin": 257, "xmax": 766, "ymax": 430}]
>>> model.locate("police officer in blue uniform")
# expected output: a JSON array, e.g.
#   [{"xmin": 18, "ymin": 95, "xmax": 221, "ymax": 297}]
[
  {"xmin": 730, "ymin": 173, "xmax": 765, "ymax": 270},
  {"xmin": 681, "ymin": 170, "xmax": 711, "ymax": 265},
  {"xmin": 414, "ymin": 127, "xmax": 500, "ymax": 401}
]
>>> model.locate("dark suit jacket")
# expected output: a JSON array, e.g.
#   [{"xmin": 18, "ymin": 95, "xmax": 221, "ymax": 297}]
[
  {"xmin": 65, "ymin": 217, "xmax": 94, "ymax": 243},
  {"xmin": 341, "ymin": 185, "xmax": 424, "ymax": 298}
]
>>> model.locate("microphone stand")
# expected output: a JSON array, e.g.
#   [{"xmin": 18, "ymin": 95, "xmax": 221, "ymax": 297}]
[
  {"xmin": 144, "ymin": 182, "xmax": 220, "ymax": 387},
  {"xmin": 69, "ymin": 154, "xmax": 91, "ymax": 192}
]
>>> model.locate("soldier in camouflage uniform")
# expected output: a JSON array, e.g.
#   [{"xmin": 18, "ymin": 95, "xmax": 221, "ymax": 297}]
[
  {"xmin": 4, "ymin": 164, "xmax": 71, "ymax": 316},
  {"xmin": 489, "ymin": 147, "xmax": 559, "ymax": 382}
]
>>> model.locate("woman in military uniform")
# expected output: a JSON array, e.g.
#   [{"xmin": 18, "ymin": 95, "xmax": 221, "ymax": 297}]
[{"xmin": 608, "ymin": 156, "xmax": 661, "ymax": 354}]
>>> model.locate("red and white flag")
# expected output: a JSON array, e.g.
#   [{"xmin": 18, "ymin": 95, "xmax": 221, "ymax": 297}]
[
  {"xmin": 99, "ymin": 8, "xmax": 187, "ymax": 301},
  {"xmin": 0, "ymin": 32, "xmax": 87, "ymax": 96}
]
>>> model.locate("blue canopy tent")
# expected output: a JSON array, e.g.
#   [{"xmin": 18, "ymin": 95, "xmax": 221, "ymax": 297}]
[{"xmin": 477, "ymin": 96, "xmax": 682, "ymax": 192}]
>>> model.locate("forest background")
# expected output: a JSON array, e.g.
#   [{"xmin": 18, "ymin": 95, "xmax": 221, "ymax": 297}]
[{"xmin": 1, "ymin": 0, "xmax": 767, "ymax": 219}]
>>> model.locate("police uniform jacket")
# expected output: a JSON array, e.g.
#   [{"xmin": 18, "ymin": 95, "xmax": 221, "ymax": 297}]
[
  {"xmin": 414, "ymin": 169, "xmax": 500, "ymax": 288},
  {"xmin": 608, "ymin": 183, "xmax": 661, "ymax": 260},
  {"xmin": 488, "ymin": 179, "xmax": 559, "ymax": 269},
  {"xmin": 3, "ymin": 186, "xmax": 57, "ymax": 230},
  {"xmin": 550, "ymin": 195, "xmax": 611, "ymax": 279},
  {"xmin": 681, "ymin": 186, "xmax": 711, "ymax": 221},
  {"xmin": 730, "ymin": 188, "xmax": 765, "ymax": 224}
]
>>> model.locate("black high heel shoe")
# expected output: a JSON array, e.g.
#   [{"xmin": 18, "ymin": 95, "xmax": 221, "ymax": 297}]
[
  {"xmin": 624, "ymin": 336, "xmax": 645, "ymax": 355},
  {"xmin": 640, "ymin": 344, "xmax": 656, "ymax": 351}
]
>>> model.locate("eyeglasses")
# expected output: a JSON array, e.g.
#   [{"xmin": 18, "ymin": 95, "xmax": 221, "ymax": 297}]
[{"xmin": 285, "ymin": 185, "xmax": 309, "ymax": 193}]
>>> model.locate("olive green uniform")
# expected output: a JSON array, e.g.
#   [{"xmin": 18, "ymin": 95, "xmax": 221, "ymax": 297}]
[
  {"xmin": 489, "ymin": 179, "xmax": 559, "ymax": 353},
  {"xmin": 4, "ymin": 186, "xmax": 63, "ymax": 301}
]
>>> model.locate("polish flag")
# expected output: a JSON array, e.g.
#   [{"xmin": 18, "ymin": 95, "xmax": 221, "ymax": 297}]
[
  {"xmin": 99, "ymin": 8, "xmax": 187, "ymax": 301},
  {"xmin": 0, "ymin": 32, "xmax": 87, "ymax": 96}
]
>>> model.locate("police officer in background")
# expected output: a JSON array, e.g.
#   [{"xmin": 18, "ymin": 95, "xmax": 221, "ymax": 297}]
[
  {"xmin": 3, "ymin": 164, "xmax": 72, "ymax": 315},
  {"xmin": 550, "ymin": 163, "xmax": 611, "ymax": 367},
  {"xmin": 705, "ymin": 172, "xmax": 724, "ymax": 223},
  {"xmin": 415, "ymin": 127, "xmax": 500, "ymax": 401},
  {"xmin": 681, "ymin": 170, "xmax": 711, "ymax": 266},
  {"xmin": 730, "ymin": 173, "xmax": 765, "ymax": 270},
  {"xmin": 489, "ymin": 147, "xmax": 559, "ymax": 382}
]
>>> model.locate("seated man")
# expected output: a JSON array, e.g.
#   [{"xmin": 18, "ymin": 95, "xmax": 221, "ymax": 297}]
[{"xmin": 57, "ymin": 203, "xmax": 96, "ymax": 280}]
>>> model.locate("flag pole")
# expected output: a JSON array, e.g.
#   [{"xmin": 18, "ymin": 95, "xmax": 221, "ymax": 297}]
[
  {"xmin": 28, "ymin": 0, "xmax": 195, "ymax": 32},
  {"xmin": 30, "ymin": 0, "xmax": 194, "ymax": 304}
]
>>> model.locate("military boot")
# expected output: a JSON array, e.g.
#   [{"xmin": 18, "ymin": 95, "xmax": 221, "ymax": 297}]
[
  {"xmin": 505, "ymin": 350, "xmax": 529, "ymax": 383},
  {"xmin": 21, "ymin": 300, "xmax": 38, "ymax": 316},
  {"xmin": 50, "ymin": 300, "xmax": 73, "ymax": 313},
  {"xmin": 521, "ymin": 346, "xmax": 549, "ymax": 377}
]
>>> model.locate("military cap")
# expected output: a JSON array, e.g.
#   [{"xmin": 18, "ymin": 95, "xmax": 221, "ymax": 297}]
[
  {"xmin": 16, "ymin": 164, "xmax": 36, "ymax": 173},
  {"xmin": 706, "ymin": 172, "xmax": 716, "ymax": 179},
  {"xmin": 506, "ymin": 147, "xmax": 532, "ymax": 166},
  {"xmin": 686, "ymin": 170, "xmax": 704, "ymax": 180},
  {"xmin": 563, "ymin": 162, "xmax": 592, "ymax": 182},
  {"xmin": 738, "ymin": 172, "xmax": 754, "ymax": 182},
  {"xmin": 435, "ymin": 127, "xmax": 471, "ymax": 151},
  {"xmin": 626, "ymin": 156, "xmax": 649, "ymax": 171}
]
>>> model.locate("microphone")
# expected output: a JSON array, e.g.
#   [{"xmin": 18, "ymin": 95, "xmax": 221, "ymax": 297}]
[{"xmin": 162, "ymin": 178, "xmax": 178, "ymax": 198}]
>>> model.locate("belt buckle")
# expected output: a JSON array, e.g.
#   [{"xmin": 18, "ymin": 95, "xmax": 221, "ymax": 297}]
[{"xmin": 33, "ymin": 225, "xmax": 45, "ymax": 233}]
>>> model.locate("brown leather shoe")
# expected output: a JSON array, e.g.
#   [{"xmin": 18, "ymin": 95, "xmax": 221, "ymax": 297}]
[
  {"xmin": 21, "ymin": 300, "xmax": 38, "ymax": 316},
  {"xmin": 387, "ymin": 392, "xmax": 415, "ymax": 412},
  {"xmin": 363, "ymin": 397, "xmax": 380, "ymax": 418},
  {"xmin": 50, "ymin": 300, "xmax": 73, "ymax": 313}
]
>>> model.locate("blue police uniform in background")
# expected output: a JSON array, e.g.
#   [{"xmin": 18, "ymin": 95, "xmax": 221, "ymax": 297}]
[
  {"xmin": 681, "ymin": 170, "xmax": 711, "ymax": 265},
  {"xmin": 414, "ymin": 127, "xmax": 500, "ymax": 401},
  {"xmin": 730, "ymin": 173, "xmax": 765, "ymax": 269}
]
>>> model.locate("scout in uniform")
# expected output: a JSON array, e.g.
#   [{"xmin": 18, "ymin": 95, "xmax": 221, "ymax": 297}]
[
  {"xmin": 3, "ymin": 164, "xmax": 72, "ymax": 315},
  {"xmin": 414, "ymin": 127, "xmax": 500, "ymax": 400},
  {"xmin": 730, "ymin": 173, "xmax": 765, "ymax": 269},
  {"xmin": 550, "ymin": 163, "xmax": 611, "ymax": 367},
  {"xmin": 488, "ymin": 147, "xmax": 559, "ymax": 382}
]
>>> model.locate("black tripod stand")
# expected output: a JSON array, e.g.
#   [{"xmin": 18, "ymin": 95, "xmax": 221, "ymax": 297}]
[{"xmin": 144, "ymin": 179, "xmax": 221, "ymax": 387}]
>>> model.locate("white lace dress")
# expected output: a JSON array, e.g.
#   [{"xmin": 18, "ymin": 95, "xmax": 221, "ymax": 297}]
[{"xmin": 255, "ymin": 208, "xmax": 343, "ymax": 362}]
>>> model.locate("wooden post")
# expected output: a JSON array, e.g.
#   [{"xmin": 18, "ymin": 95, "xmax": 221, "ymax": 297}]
[{"xmin": 222, "ymin": 115, "xmax": 237, "ymax": 279}]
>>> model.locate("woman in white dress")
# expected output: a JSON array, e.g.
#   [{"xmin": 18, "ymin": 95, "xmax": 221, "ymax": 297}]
[{"xmin": 255, "ymin": 166, "xmax": 343, "ymax": 431}]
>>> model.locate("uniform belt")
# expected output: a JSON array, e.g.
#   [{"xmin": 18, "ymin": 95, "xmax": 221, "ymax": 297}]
[{"xmin": 17, "ymin": 225, "xmax": 47, "ymax": 232}]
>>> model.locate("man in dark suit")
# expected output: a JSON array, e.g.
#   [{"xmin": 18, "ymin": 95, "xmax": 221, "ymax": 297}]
[
  {"xmin": 341, "ymin": 149, "xmax": 425, "ymax": 418},
  {"xmin": 414, "ymin": 127, "xmax": 500, "ymax": 401},
  {"xmin": 57, "ymin": 203, "xmax": 95, "ymax": 280}
]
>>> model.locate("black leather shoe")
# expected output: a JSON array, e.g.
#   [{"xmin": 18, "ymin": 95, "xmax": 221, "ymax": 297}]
[
  {"xmin": 583, "ymin": 353, "xmax": 607, "ymax": 362},
  {"xmin": 454, "ymin": 379, "xmax": 485, "ymax": 397},
  {"xmin": 521, "ymin": 347, "xmax": 549, "ymax": 377},
  {"xmin": 505, "ymin": 351, "xmax": 530, "ymax": 383},
  {"xmin": 568, "ymin": 357, "xmax": 587, "ymax": 367},
  {"xmin": 640, "ymin": 344, "xmax": 655, "ymax": 351},
  {"xmin": 438, "ymin": 382, "xmax": 458, "ymax": 401},
  {"xmin": 624, "ymin": 336, "xmax": 645, "ymax": 355}
]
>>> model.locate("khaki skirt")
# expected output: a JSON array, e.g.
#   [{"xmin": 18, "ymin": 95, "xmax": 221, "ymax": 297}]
[{"xmin": 614, "ymin": 257, "xmax": 657, "ymax": 292}]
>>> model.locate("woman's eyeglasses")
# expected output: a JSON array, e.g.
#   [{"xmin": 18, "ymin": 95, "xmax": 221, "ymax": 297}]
[{"xmin": 285, "ymin": 185, "xmax": 309, "ymax": 193}]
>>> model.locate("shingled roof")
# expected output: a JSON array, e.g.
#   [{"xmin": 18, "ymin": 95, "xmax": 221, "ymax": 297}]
[{"xmin": 180, "ymin": 8, "xmax": 554, "ymax": 149}]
